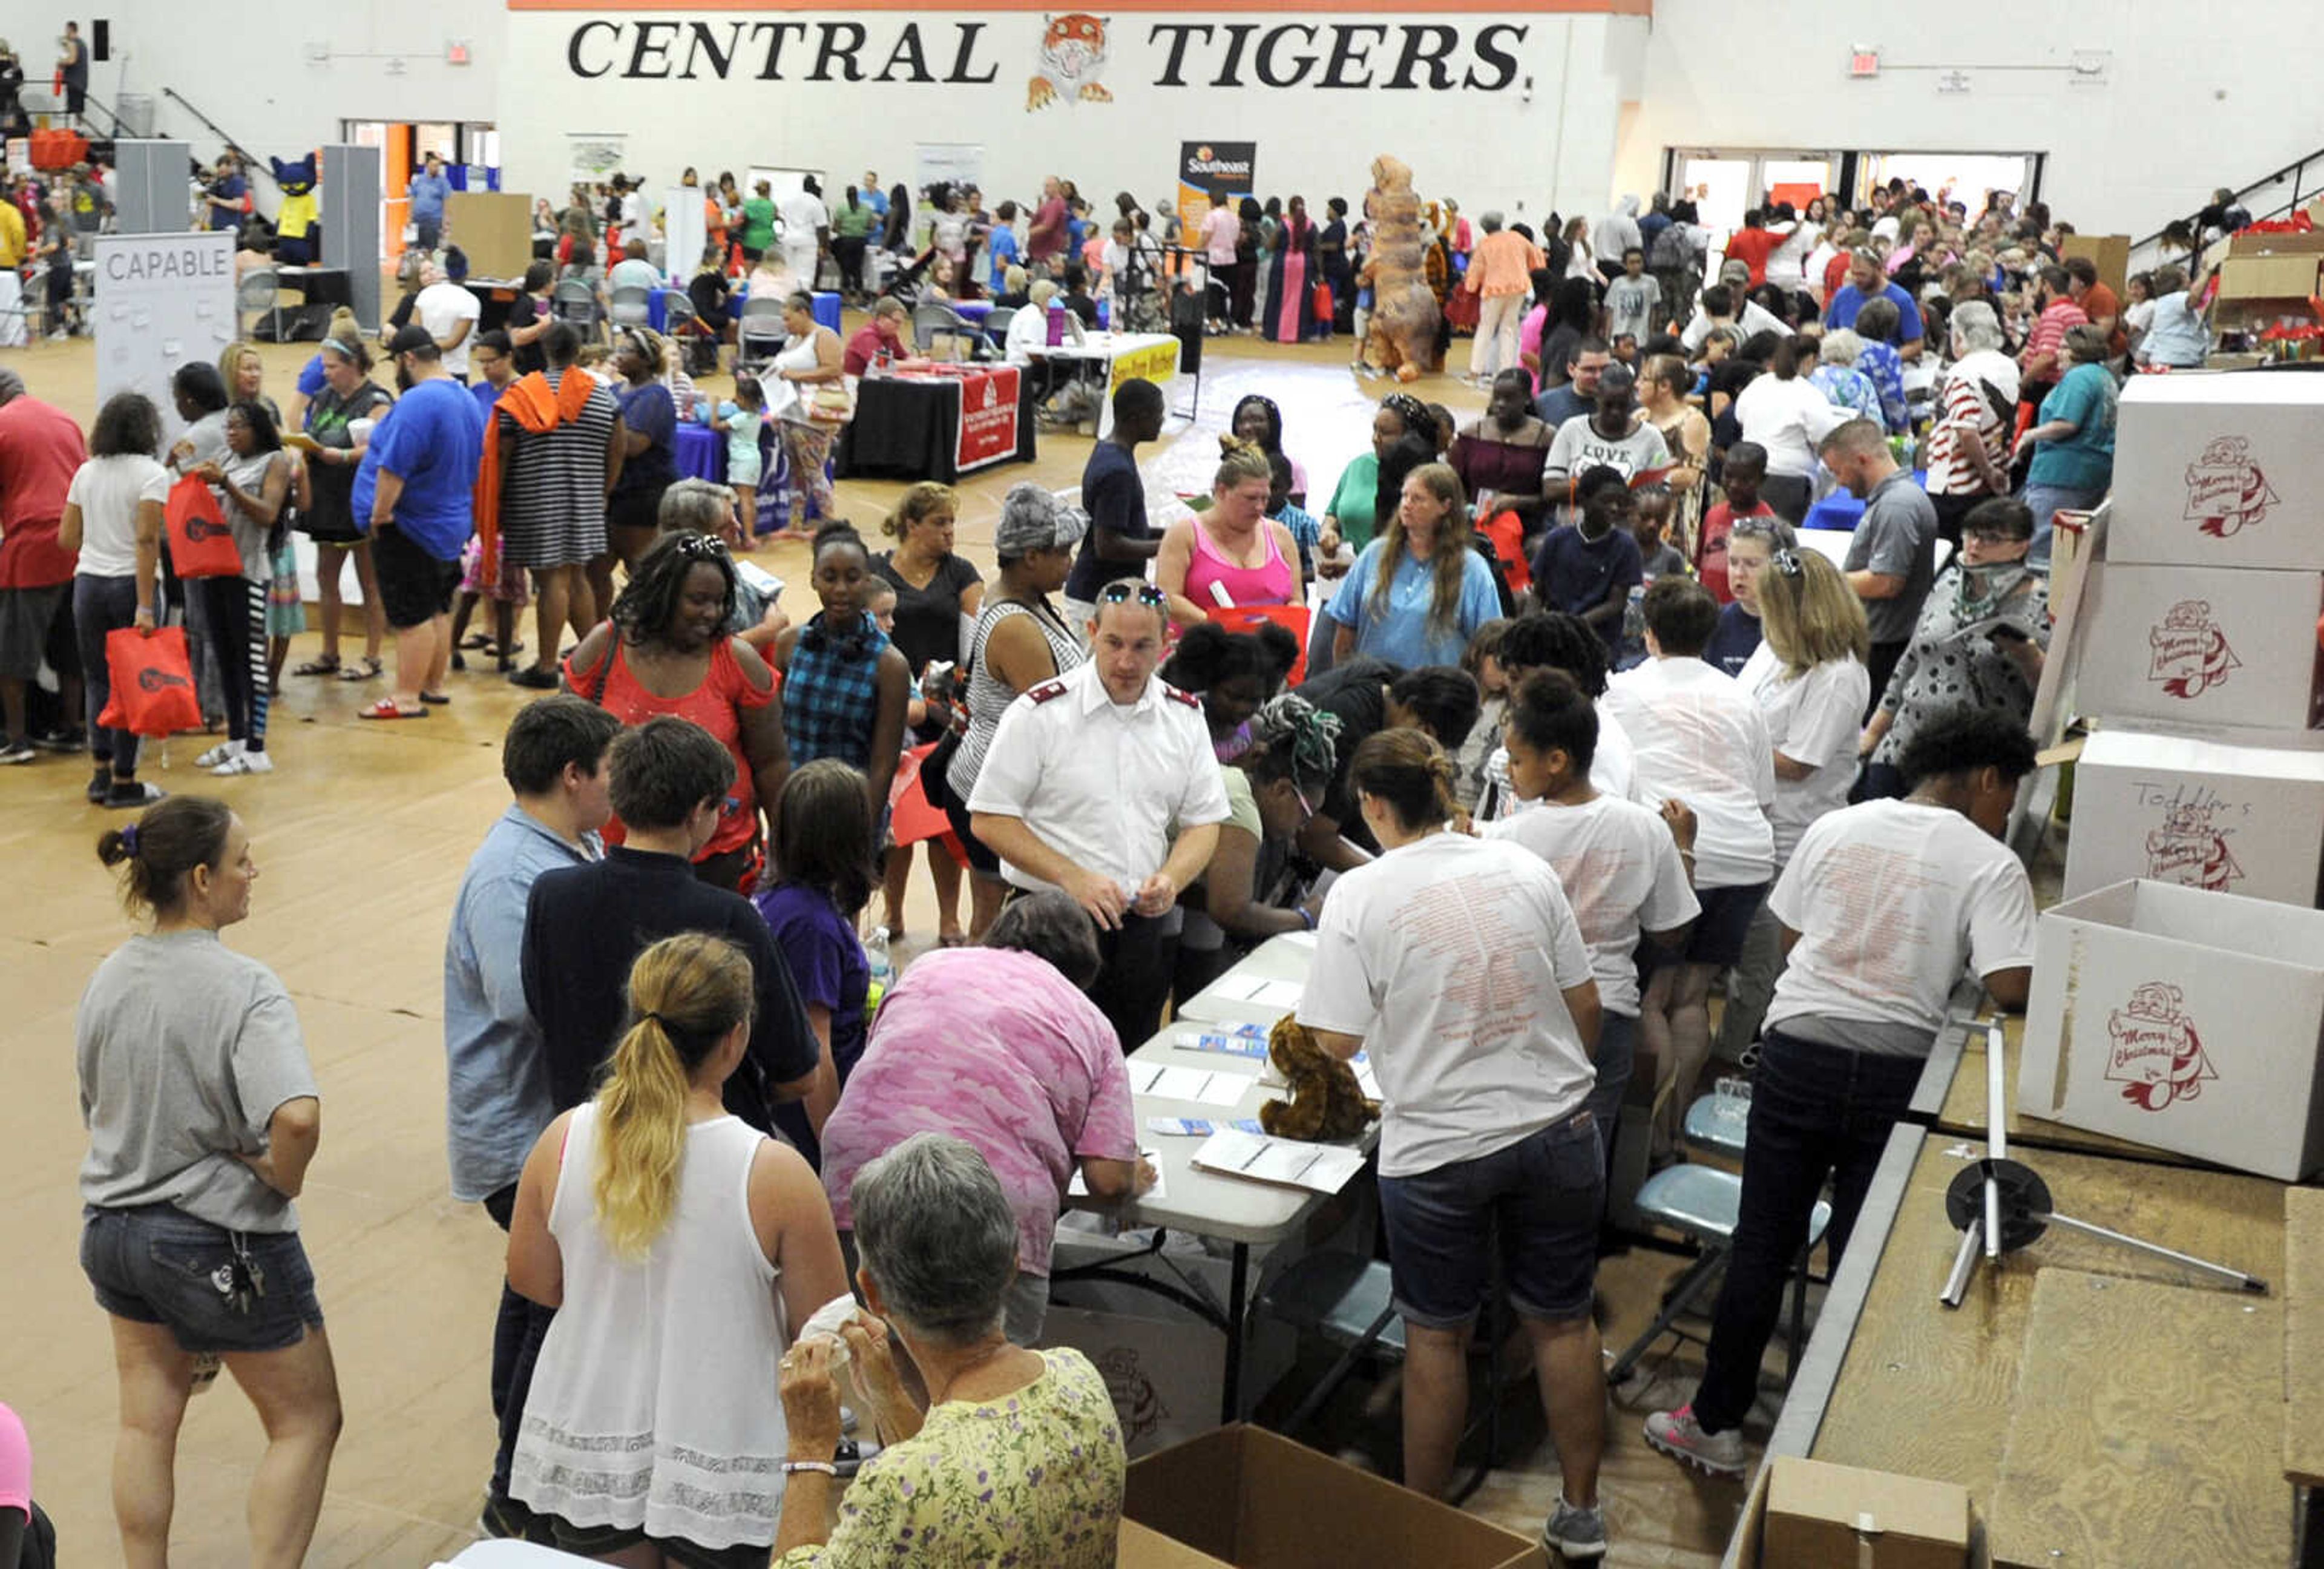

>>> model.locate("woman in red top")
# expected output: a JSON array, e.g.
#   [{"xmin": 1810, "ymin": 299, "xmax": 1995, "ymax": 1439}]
[
  {"xmin": 565, "ymin": 530, "xmax": 790, "ymax": 892},
  {"xmin": 1155, "ymin": 439, "xmax": 1301, "ymax": 630}
]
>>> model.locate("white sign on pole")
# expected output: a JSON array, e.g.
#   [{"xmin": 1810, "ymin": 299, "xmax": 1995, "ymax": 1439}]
[
  {"xmin": 663, "ymin": 186, "xmax": 707, "ymax": 284},
  {"xmin": 913, "ymin": 143, "xmax": 984, "ymax": 196},
  {"xmin": 94, "ymin": 232, "xmax": 237, "ymax": 444}
]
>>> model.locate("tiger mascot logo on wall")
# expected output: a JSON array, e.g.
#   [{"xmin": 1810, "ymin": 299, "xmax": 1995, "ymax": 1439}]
[{"xmin": 1028, "ymin": 13, "xmax": 1112, "ymax": 111}]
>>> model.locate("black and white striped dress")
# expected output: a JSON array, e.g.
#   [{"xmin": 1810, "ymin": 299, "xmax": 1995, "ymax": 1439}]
[{"xmin": 497, "ymin": 370, "xmax": 620, "ymax": 570}]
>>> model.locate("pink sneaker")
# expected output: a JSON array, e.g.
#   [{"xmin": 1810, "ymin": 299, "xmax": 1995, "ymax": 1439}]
[{"xmin": 1644, "ymin": 1403, "xmax": 1745, "ymax": 1478}]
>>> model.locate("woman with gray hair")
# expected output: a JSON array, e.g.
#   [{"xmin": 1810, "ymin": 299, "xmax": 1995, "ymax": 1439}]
[
  {"xmin": 773, "ymin": 1133, "xmax": 1129, "ymax": 1567},
  {"xmin": 942, "ymin": 484, "xmax": 1089, "ymax": 936},
  {"xmin": 1925, "ymin": 298, "xmax": 2020, "ymax": 545},
  {"xmin": 659, "ymin": 477, "xmax": 789, "ymax": 649}
]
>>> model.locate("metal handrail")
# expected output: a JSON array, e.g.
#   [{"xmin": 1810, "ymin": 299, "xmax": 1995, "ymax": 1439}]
[
  {"xmin": 2133, "ymin": 145, "xmax": 2324, "ymax": 254},
  {"xmin": 157, "ymin": 86, "xmax": 276, "ymax": 185}
]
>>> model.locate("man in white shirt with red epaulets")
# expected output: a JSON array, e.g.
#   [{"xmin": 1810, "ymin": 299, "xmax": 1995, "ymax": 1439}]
[{"xmin": 970, "ymin": 577, "xmax": 1229, "ymax": 1050}]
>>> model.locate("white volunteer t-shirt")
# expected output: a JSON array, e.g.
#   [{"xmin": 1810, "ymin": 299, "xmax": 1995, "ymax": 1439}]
[
  {"xmin": 415, "ymin": 281, "xmax": 483, "ymax": 377},
  {"xmin": 66, "ymin": 454, "xmax": 171, "ymax": 579},
  {"xmin": 1299, "ymin": 832, "xmax": 1597, "ymax": 1178},
  {"xmin": 779, "ymin": 191, "xmax": 829, "ymax": 245},
  {"xmin": 1483, "ymin": 704, "xmax": 1636, "ymax": 821},
  {"xmin": 1764, "ymin": 798, "xmax": 2037, "ymax": 1049},
  {"xmin": 1738, "ymin": 646, "xmax": 1870, "ymax": 864},
  {"xmin": 1603, "ymin": 657, "xmax": 1776, "ymax": 889},
  {"xmin": 1486, "ymin": 795, "xmax": 1699, "ymax": 1018}
]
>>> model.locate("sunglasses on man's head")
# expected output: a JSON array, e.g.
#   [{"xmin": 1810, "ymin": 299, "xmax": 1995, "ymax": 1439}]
[
  {"xmin": 1096, "ymin": 582, "xmax": 1167, "ymax": 608},
  {"xmin": 1770, "ymin": 548, "xmax": 1805, "ymax": 578}
]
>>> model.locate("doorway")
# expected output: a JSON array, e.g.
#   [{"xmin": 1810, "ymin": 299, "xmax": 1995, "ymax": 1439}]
[
  {"xmin": 1852, "ymin": 151, "xmax": 2044, "ymax": 218},
  {"xmin": 1664, "ymin": 148, "xmax": 1838, "ymax": 248}
]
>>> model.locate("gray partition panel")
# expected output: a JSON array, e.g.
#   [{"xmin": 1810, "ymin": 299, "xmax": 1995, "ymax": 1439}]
[{"xmin": 321, "ymin": 145, "xmax": 383, "ymax": 332}]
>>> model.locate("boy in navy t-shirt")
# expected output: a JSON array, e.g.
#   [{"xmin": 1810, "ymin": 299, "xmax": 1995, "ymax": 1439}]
[{"xmin": 1531, "ymin": 466, "xmax": 1643, "ymax": 652}]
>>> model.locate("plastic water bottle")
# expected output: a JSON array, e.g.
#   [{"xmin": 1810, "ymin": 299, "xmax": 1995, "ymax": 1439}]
[
  {"xmin": 862, "ymin": 927, "xmax": 894, "ymax": 1018},
  {"xmin": 1621, "ymin": 585, "xmax": 1647, "ymax": 646}
]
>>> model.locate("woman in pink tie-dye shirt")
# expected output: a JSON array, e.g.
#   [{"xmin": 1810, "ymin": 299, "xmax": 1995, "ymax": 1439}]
[{"xmin": 818, "ymin": 891, "xmax": 1149, "ymax": 1344}]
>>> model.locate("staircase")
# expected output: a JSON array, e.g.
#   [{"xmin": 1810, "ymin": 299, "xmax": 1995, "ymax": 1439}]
[{"xmin": 2131, "ymin": 142, "xmax": 2324, "ymax": 273}]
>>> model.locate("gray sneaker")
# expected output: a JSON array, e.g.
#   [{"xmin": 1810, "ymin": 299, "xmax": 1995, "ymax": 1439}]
[{"xmin": 1542, "ymin": 1499, "xmax": 1607, "ymax": 1562}]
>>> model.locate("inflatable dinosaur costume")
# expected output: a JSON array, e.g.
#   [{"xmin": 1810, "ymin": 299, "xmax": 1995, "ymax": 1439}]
[{"xmin": 1358, "ymin": 154, "xmax": 1441, "ymax": 379}]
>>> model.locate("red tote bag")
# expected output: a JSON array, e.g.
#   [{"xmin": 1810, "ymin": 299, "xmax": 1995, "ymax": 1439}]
[
  {"xmin": 1210, "ymin": 603, "xmax": 1311, "ymax": 685},
  {"xmin": 97, "ymin": 627, "xmax": 203, "ymax": 737},
  {"xmin": 163, "ymin": 473, "xmax": 243, "ymax": 578}
]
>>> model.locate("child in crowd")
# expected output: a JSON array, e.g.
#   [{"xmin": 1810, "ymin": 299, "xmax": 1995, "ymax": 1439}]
[
  {"xmin": 1633, "ymin": 484, "xmax": 1687, "ymax": 581},
  {"xmin": 1612, "ymin": 332, "xmax": 1640, "ymax": 367},
  {"xmin": 721, "ymin": 375, "xmax": 766, "ymax": 549},
  {"xmin": 1265, "ymin": 451, "xmax": 1323, "ymax": 589},
  {"xmin": 1606, "ymin": 246, "xmax": 1661, "ymax": 344},
  {"xmin": 1531, "ymin": 465, "xmax": 1645, "ymax": 653},
  {"xmin": 1454, "ymin": 618, "xmax": 1512, "ymax": 812},
  {"xmin": 752, "ymin": 759, "xmax": 879, "ymax": 1089},
  {"xmin": 1696, "ymin": 441, "xmax": 1774, "ymax": 605}
]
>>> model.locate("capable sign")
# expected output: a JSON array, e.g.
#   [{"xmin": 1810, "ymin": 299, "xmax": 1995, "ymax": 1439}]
[{"xmin": 95, "ymin": 231, "xmax": 237, "ymax": 443}]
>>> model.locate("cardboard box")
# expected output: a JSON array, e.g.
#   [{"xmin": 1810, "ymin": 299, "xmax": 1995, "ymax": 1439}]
[
  {"xmin": 1727, "ymin": 1457, "xmax": 1971, "ymax": 1568},
  {"xmin": 2064, "ymin": 729, "xmax": 2324, "ymax": 905},
  {"xmin": 2076, "ymin": 563, "xmax": 2323, "ymax": 732},
  {"xmin": 2110, "ymin": 374, "xmax": 2324, "ymax": 569},
  {"xmin": 1121, "ymin": 1424, "xmax": 1546, "ymax": 1568},
  {"xmin": 2227, "ymin": 228, "xmax": 2324, "ymax": 259},
  {"xmin": 2217, "ymin": 254, "xmax": 2324, "ymax": 301},
  {"xmin": 2020, "ymin": 880, "xmax": 2324, "ymax": 1180},
  {"xmin": 2061, "ymin": 232, "xmax": 2130, "ymax": 295}
]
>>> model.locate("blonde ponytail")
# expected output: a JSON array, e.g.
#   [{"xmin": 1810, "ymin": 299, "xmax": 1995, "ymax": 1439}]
[
  {"xmin": 1427, "ymin": 750, "xmax": 1471, "ymax": 837},
  {"xmin": 593, "ymin": 933, "xmax": 756, "ymax": 1258}
]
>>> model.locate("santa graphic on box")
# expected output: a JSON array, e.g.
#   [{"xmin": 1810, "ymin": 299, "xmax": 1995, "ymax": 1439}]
[{"xmin": 2103, "ymin": 981, "xmax": 2216, "ymax": 1111}]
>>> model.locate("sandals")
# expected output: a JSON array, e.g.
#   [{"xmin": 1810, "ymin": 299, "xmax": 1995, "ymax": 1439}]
[
  {"xmin": 418, "ymin": 690, "xmax": 452, "ymax": 706},
  {"xmin": 292, "ymin": 655, "xmax": 340, "ymax": 677},
  {"xmin": 358, "ymin": 698, "xmax": 428, "ymax": 720},
  {"xmin": 338, "ymin": 655, "xmax": 382, "ymax": 682}
]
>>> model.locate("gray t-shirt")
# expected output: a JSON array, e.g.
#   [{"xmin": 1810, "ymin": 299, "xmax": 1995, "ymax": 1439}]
[
  {"xmin": 1845, "ymin": 469, "xmax": 1938, "ymax": 646},
  {"xmin": 77, "ymin": 930, "xmax": 318, "ymax": 1233}
]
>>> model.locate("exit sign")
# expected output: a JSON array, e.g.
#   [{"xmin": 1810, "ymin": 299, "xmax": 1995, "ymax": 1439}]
[
  {"xmin": 447, "ymin": 39, "xmax": 472, "ymax": 65},
  {"xmin": 1849, "ymin": 46, "xmax": 1880, "ymax": 77}
]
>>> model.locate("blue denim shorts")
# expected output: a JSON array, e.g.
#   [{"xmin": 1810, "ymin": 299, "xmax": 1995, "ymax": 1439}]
[
  {"xmin": 81, "ymin": 1204, "xmax": 324, "ymax": 1354},
  {"xmin": 1377, "ymin": 1111, "xmax": 1604, "ymax": 1330}
]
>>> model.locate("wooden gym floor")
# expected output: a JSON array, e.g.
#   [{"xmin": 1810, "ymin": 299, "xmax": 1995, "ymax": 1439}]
[{"xmin": 0, "ymin": 329, "xmax": 1753, "ymax": 1565}]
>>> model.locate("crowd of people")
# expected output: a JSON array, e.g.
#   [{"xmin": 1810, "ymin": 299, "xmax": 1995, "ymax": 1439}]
[{"xmin": 38, "ymin": 165, "xmax": 2213, "ymax": 1567}]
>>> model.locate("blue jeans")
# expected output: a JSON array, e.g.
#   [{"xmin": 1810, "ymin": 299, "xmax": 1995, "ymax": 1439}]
[
  {"xmin": 1584, "ymin": 1011, "xmax": 1637, "ymax": 1182},
  {"xmin": 74, "ymin": 573, "xmax": 142, "ymax": 775},
  {"xmin": 1690, "ymin": 1030, "xmax": 1923, "ymax": 1433},
  {"xmin": 2020, "ymin": 480, "xmax": 2104, "ymax": 567}
]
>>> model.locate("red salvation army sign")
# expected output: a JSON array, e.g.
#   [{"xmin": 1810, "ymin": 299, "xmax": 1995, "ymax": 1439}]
[{"xmin": 955, "ymin": 366, "xmax": 1022, "ymax": 473}]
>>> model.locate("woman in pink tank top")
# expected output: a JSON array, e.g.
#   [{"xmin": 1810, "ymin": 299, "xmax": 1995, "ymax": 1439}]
[{"xmin": 1158, "ymin": 438, "xmax": 1301, "ymax": 629}]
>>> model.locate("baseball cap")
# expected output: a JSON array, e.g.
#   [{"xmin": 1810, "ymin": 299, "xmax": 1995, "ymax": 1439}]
[
  {"xmin": 994, "ymin": 483, "xmax": 1089, "ymax": 559},
  {"xmin": 385, "ymin": 324, "xmax": 437, "ymax": 357}
]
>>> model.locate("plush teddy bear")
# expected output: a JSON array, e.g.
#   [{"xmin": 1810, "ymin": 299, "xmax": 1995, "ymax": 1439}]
[
  {"xmin": 270, "ymin": 154, "xmax": 320, "ymax": 266},
  {"xmin": 1259, "ymin": 1014, "xmax": 1376, "ymax": 1142}
]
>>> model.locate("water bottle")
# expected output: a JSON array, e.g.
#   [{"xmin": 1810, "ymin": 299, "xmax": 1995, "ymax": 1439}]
[
  {"xmin": 862, "ymin": 927, "xmax": 894, "ymax": 1018},
  {"xmin": 1621, "ymin": 584, "xmax": 1647, "ymax": 645},
  {"xmin": 1046, "ymin": 300, "xmax": 1066, "ymax": 346}
]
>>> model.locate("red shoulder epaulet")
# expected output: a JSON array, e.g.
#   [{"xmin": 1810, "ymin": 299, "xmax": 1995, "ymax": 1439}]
[
  {"xmin": 1164, "ymin": 682, "xmax": 1202, "ymax": 710},
  {"xmin": 1027, "ymin": 679, "xmax": 1069, "ymax": 703}
]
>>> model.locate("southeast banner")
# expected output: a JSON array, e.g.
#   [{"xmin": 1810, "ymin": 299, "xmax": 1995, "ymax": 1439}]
[{"xmin": 1177, "ymin": 140, "xmax": 1256, "ymax": 231}]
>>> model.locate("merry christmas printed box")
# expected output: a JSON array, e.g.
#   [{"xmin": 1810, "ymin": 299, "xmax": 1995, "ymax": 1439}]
[
  {"xmin": 2020, "ymin": 879, "xmax": 2324, "ymax": 1180},
  {"xmin": 2110, "ymin": 373, "xmax": 2324, "ymax": 571},
  {"xmin": 2077, "ymin": 563, "xmax": 2324, "ymax": 732},
  {"xmin": 2064, "ymin": 729, "xmax": 2324, "ymax": 907}
]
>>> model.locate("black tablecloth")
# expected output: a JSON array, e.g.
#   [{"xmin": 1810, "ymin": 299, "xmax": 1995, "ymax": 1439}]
[
  {"xmin": 836, "ymin": 374, "xmax": 1037, "ymax": 485},
  {"xmin": 281, "ymin": 268, "xmax": 352, "ymax": 307}
]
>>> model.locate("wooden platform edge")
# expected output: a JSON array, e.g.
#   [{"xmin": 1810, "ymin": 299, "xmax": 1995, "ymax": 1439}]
[{"xmin": 2283, "ymin": 1186, "xmax": 2324, "ymax": 1488}]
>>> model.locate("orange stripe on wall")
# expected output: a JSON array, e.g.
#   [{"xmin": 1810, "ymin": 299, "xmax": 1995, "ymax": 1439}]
[{"xmin": 510, "ymin": 0, "xmax": 1650, "ymax": 12}]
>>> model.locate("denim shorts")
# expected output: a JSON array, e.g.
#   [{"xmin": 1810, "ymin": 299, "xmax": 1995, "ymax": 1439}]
[
  {"xmin": 80, "ymin": 1204, "xmax": 324, "ymax": 1354},
  {"xmin": 1377, "ymin": 1111, "xmax": 1604, "ymax": 1330},
  {"xmin": 1640, "ymin": 881, "xmax": 1768, "ymax": 972}
]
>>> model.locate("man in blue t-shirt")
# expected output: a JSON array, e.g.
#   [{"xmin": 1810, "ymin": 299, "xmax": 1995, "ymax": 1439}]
[
  {"xmin": 409, "ymin": 154, "xmax": 453, "ymax": 252},
  {"xmin": 1531, "ymin": 466, "xmax": 1644, "ymax": 653},
  {"xmin": 1062, "ymin": 377, "xmax": 1166, "ymax": 633},
  {"xmin": 1823, "ymin": 248, "xmax": 1926, "ymax": 360},
  {"xmin": 355, "ymin": 324, "xmax": 486, "ymax": 717}
]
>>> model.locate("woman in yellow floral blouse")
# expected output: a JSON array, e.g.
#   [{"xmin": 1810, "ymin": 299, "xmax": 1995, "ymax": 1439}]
[{"xmin": 773, "ymin": 1133, "xmax": 1125, "ymax": 1567}]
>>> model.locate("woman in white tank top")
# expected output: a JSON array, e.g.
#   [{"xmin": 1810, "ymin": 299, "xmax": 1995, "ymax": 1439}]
[{"xmin": 507, "ymin": 932, "xmax": 850, "ymax": 1564}]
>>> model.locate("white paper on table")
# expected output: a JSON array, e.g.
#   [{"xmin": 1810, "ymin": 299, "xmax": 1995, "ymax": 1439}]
[
  {"xmin": 1134, "ymin": 1061, "xmax": 1253, "ymax": 1107},
  {"xmin": 1279, "ymin": 929, "xmax": 1319, "ymax": 952},
  {"xmin": 1068, "ymin": 1148, "xmax": 1166, "ymax": 1200},
  {"xmin": 1189, "ymin": 1129, "xmax": 1367, "ymax": 1194},
  {"xmin": 1210, "ymin": 975, "xmax": 1305, "ymax": 1009}
]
